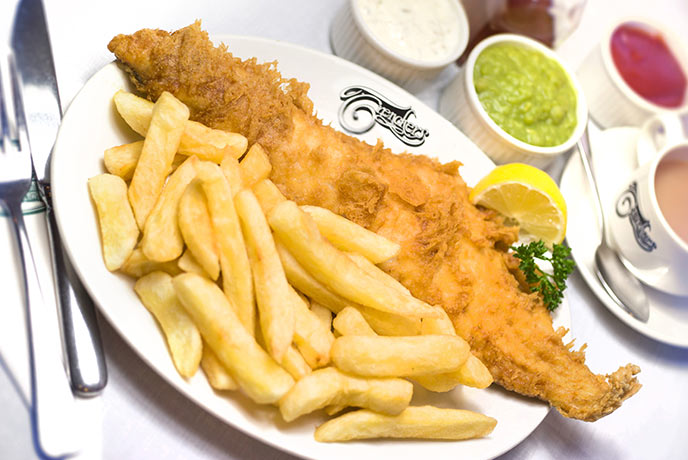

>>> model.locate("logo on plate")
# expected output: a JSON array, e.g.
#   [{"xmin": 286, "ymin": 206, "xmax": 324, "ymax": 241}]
[
  {"xmin": 616, "ymin": 181, "xmax": 656, "ymax": 252},
  {"xmin": 338, "ymin": 86, "xmax": 429, "ymax": 147}
]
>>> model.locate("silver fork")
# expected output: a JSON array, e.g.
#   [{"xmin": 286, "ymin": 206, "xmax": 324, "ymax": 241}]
[{"xmin": 0, "ymin": 53, "xmax": 79, "ymax": 458}]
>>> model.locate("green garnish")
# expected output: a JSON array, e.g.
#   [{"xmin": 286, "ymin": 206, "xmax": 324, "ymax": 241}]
[{"xmin": 511, "ymin": 241, "xmax": 575, "ymax": 311}]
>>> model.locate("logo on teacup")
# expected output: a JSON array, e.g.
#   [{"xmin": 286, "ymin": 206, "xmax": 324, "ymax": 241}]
[
  {"xmin": 338, "ymin": 86, "xmax": 429, "ymax": 147},
  {"xmin": 616, "ymin": 182, "xmax": 657, "ymax": 252}
]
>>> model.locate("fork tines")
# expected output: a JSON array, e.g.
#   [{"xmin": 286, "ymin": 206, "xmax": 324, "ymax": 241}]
[{"xmin": 0, "ymin": 53, "xmax": 30, "ymax": 160}]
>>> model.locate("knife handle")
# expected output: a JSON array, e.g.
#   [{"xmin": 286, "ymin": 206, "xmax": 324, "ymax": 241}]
[{"xmin": 44, "ymin": 190, "xmax": 108, "ymax": 396}]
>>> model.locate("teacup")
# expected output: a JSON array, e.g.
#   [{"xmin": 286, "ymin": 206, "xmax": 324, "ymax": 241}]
[
  {"xmin": 636, "ymin": 112, "xmax": 688, "ymax": 165},
  {"xmin": 608, "ymin": 141, "xmax": 688, "ymax": 297}
]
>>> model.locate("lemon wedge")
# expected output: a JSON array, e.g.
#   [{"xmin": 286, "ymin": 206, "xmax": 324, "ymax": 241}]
[{"xmin": 469, "ymin": 163, "xmax": 567, "ymax": 245}]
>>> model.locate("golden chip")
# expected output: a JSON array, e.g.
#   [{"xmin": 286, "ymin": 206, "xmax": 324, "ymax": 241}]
[
  {"xmin": 314, "ymin": 406, "xmax": 497, "ymax": 442},
  {"xmin": 268, "ymin": 201, "xmax": 439, "ymax": 319},
  {"xmin": 197, "ymin": 161, "xmax": 254, "ymax": 333},
  {"xmin": 173, "ymin": 273, "xmax": 294, "ymax": 404},
  {"xmin": 235, "ymin": 188, "xmax": 292, "ymax": 359},
  {"xmin": 201, "ymin": 343, "xmax": 239, "ymax": 391},
  {"xmin": 134, "ymin": 271, "xmax": 202, "ymax": 378},
  {"xmin": 333, "ymin": 307, "xmax": 376, "ymax": 337},
  {"xmin": 239, "ymin": 143, "xmax": 272, "ymax": 189},
  {"xmin": 331, "ymin": 335, "xmax": 469, "ymax": 377},
  {"xmin": 103, "ymin": 141, "xmax": 143, "ymax": 181},
  {"xmin": 290, "ymin": 286, "xmax": 335, "ymax": 368},
  {"xmin": 279, "ymin": 367, "xmax": 412, "ymax": 422},
  {"xmin": 120, "ymin": 247, "xmax": 182, "ymax": 278},
  {"xmin": 281, "ymin": 345, "xmax": 313, "ymax": 381},
  {"xmin": 252, "ymin": 179, "xmax": 286, "ymax": 215},
  {"xmin": 128, "ymin": 91, "xmax": 190, "ymax": 229},
  {"xmin": 104, "ymin": 140, "xmax": 187, "ymax": 182},
  {"xmin": 88, "ymin": 173, "xmax": 139, "ymax": 271},
  {"xmin": 113, "ymin": 90, "xmax": 247, "ymax": 162},
  {"xmin": 179, "ymin": 120, "xmax": 248, "ymax": 163},
  {"xmin": 302, "ymin": 205, "xmax": 400, "ymax": 264},
  {"xmin": 141, "ymin": 156, "xmax": 198, "ymax": 262},
  {"xmin": 220, "ymin": 156, "xmax": 242, "ymax": 197},
  {"xmin": 178, "ymin": 179, "xmax": 220, "ymax": 281},
  {"xmin": 177, "ymin": 249, "xmax": 209, "ymax": 277},
  {"xmin": 309, "ymin": 301, "xmax": 333, "ymax": 334}
]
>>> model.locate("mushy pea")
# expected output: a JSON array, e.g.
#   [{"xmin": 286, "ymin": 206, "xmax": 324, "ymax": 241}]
[{"xmin": 473, "ymin": 43, "xmax": 577, "ymax": 147}]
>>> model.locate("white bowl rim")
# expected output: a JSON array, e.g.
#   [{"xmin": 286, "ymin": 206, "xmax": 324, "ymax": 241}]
[
  {"xmin": 349, "ymin": 0, "xmax": 469, "ymax": 70},
  {"xmin": 599, "ymin": 16, "xmax": 688, "ymax": 115},
  {"xmin": 463, "ymin": 33, "xmax": 589, "ymax": 157}
]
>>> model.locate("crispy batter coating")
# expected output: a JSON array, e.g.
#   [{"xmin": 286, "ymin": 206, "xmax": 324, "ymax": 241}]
[{"xmin": 109, "ymin": 22, "xmax": 640, "ymax": 421}]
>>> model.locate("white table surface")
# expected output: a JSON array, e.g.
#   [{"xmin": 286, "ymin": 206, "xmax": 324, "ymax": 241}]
[{"xmin": 1, "ymin": 0, "xmax": 688, "ymax": 459}]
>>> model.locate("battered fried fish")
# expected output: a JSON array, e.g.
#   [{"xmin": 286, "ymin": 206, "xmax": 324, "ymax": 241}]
[{"xmin": 108, "ymin": 22, "xmax": 640, "ymax": 421}]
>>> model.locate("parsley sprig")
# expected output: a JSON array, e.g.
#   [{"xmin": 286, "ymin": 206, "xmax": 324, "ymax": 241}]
[{"xmin": 511, "ymin": 241, "xmax": 575, "ymax": 311}]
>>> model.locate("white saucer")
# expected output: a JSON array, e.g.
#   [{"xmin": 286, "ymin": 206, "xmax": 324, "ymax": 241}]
[{"xmin": 560, "ymin": 126, "xmax": 688, "ymax": 348}]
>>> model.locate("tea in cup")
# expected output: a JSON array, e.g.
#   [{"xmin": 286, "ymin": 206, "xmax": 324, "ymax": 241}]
[{"xmin": 609, "ymin": 142, "xmax": 688, "ymax": 296}]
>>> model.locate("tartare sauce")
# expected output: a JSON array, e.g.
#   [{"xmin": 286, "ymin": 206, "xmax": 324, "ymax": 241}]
[{"xmin": 356, "ymin": 0, "xmax": 461, "ymax": 63}]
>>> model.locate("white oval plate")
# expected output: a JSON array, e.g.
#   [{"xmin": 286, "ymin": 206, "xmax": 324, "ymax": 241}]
[
  {"xmin": 561, "ymin": 126, "xmax": 688, "ymax": 348},
  {"xmin": 52, "ymin": 36, "xmax": 570, "ymax": 460}
]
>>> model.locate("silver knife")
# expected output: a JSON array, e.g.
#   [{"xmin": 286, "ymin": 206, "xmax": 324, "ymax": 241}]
[{"xmin": 11, "ymin": 0, "xmax": 107, "ymax": 396}]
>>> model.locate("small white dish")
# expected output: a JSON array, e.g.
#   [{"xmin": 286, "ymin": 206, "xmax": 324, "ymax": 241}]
[
  {"xmin": 560, "ymin": 126, "xmax": 688, "ymax": 348},
  {"xmin": 577, "ymin": 17, "xmax": 688, "ymax": 129},
  {"xmin": 330, "ymin": 0, "xmax": 469, "ymax": 92},
  {"xmin": 439, "ymin": 34, "xmax": 588, "ymax": 169}
]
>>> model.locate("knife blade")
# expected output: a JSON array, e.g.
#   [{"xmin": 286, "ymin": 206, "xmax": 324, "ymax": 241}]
[{"xmin": 11, "ymin": 0, "xmax": 107, "ymax": 396}]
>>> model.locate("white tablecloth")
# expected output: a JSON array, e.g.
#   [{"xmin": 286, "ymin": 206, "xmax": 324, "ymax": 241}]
[{"xmin": 1, "ymin": 1, "xmax": 688, "ymax": 459}]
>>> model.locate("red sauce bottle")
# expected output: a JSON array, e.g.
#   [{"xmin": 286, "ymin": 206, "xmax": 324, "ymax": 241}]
[{"xmin": 610, "ymin": 24, "xmax": 687, "ymax": 108}]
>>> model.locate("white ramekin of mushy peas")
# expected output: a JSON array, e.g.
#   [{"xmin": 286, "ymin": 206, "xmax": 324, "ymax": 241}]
[
  {"xmin": 330, "ymin": 0, "xmax": 469, "ymax": 92},
  {"xmin": 439, "ymin": 34, "xmax": 588, "ymax": 169}
]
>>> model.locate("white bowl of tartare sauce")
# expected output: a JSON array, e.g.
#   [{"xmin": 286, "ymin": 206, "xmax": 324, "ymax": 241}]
[{"xmin": 331, "ymin": 0, "xmax": 469, "ymax": 91}]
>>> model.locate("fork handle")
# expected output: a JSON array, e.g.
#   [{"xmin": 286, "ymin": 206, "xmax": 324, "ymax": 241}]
[
  {"xmin": 44, "ymin": 188, "xmax": 107, "ymax": 396},
  {"xmin": 6, "ymin": 200, "xmax": 80, "ymax": 458}
]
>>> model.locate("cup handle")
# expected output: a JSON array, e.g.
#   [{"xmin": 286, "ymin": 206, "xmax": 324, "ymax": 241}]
[{"xmin": 636, "ymin": 113, "xmax": 685, "ymax": 165}]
